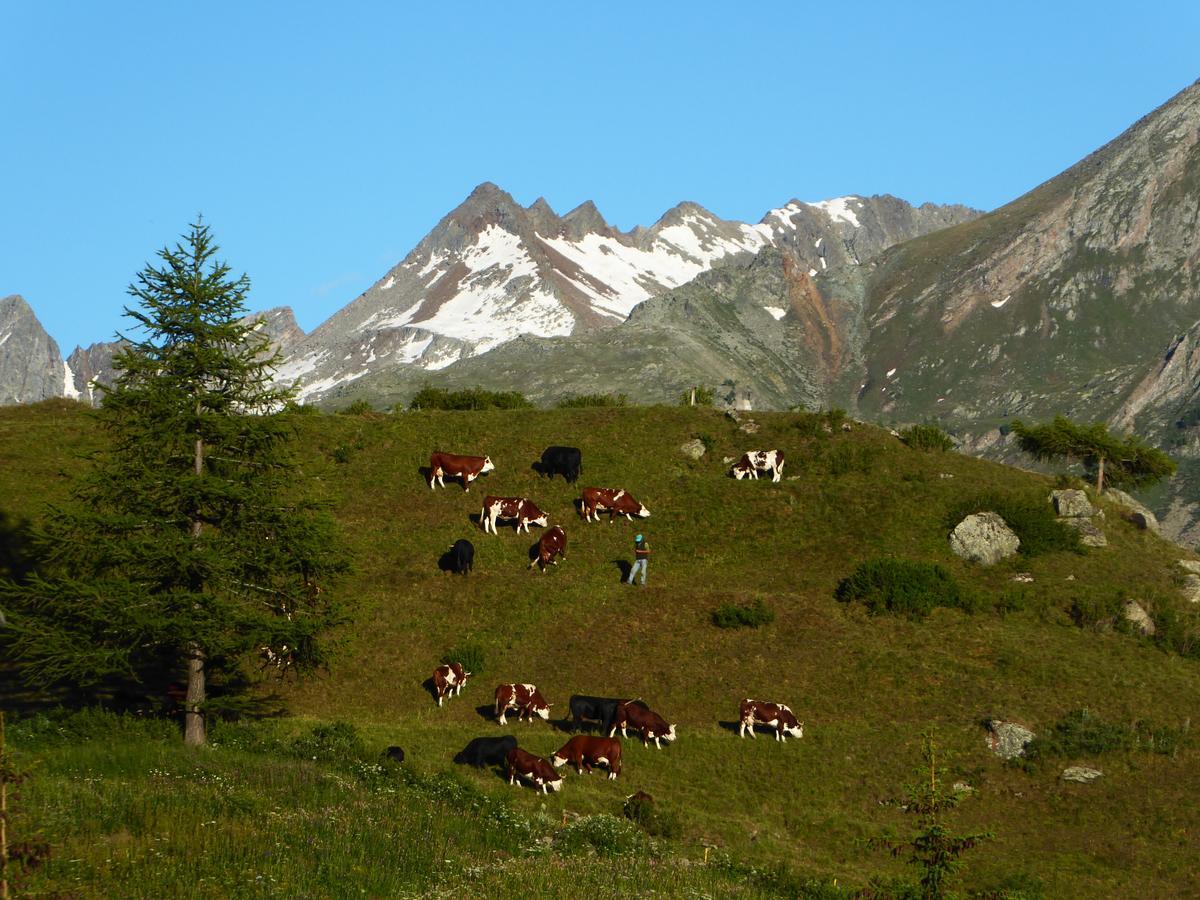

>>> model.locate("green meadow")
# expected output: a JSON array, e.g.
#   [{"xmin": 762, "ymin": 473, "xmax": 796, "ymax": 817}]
[{"xmin": 3, "ymin": 400, "xmax": 1199, "ymax": 897}]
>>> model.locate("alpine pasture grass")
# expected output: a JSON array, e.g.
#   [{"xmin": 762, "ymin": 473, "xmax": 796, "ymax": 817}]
[{"xmin": 3, "ymin": 400, "xmax": 1200, "ymax": 896}]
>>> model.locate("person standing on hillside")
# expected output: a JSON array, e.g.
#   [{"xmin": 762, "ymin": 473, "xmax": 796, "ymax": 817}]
[{"xmin": 626, "ymin": 533, "xmax": 650, "ymax": 586}]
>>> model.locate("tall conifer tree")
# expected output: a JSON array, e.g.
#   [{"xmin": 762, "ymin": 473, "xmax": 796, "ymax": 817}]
[{"xmin": 0, "ymin": 221, "xmax": 348, "ymax": 745}]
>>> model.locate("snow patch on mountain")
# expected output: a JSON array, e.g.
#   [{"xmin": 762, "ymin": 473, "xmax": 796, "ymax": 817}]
[{"xmin": 805, "ymin": 197, "xmax": 862, "ymax": 227}]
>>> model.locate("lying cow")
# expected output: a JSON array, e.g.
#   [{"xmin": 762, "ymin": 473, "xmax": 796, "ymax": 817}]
[
  {"xmin": 429, "ymin": 452, "xmax": 495, "ymax": 492},
  {"xmin": 739, "ymin": 698, "xmax": 804, "ymax": 741},
  {"xmin": 569, "ymin": 695, "xmax": 645, "ymax": 733},
  {"xmin": 552, "ymin": 735, "xmax": 622, "ymax": 779},
  {"xmin": 611, "ymin": 701, "xmax": 677, "ymax": 749},
  {"xmin": 494, "ymin": 683, "xmax": 552, "ymax": 725},
  {"xmin": 432, "ymin": 662, "xmax": 471, "ymax": 707},
  {"xmin": 505, "ymin": 747, "xmax": 563, "ymax": 793},
  {"xmin": 731, "ymin": 450, "xmax": 785, "ymax": 483},
  {"xmin": 538, "ymin": 445, "xmax": 582, "ymax": 483},
  {"xmin": 580, "ymin": 487, "xmax": 650, "ymax": 523},
  {"xmin": 480, "ymin": 496, "xmax": 548, "ymax": 535},
  {"xmin": 529, "ymin": 525, "xmax": 567, "ymax": 572},
  {"xmin": 446, "ymin": 539, "xmax": 474, "ymax": 575},
  {"xmin": 454, "ymin": 735, "xmax": 517, "ymax": 768}
]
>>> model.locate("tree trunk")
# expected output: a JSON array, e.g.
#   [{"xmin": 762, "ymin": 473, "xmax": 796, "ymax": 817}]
[
  {"xmin": 1096, "ymin": 455, "xmax": 1106, "ymax": 494},
  {"xmin": 183, "ymin": 643, "xmax": 207, "ymax": 746},
  {"xmin": 184, "ymin": 410, "xmax": 207, "ymax": 746}
]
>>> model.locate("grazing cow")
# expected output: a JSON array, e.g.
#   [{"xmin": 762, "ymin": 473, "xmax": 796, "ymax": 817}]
[
  {"xmin": 433, "ymin": 662, "xmax": 471, "ymax": 707},
  {"xmin": 429, "ymin": 452, "xmax": 495, "ymax": 492},
  {"xmin": 505, "ymin": 747, "xmax": 563, "ymax": 793},
  {"xmin": 494, "ymin": 683, "xmax": 552, "ymax": 725},
  {"xmin": 552, "ymin": 735, "xmax": 622, "ymax": 779},
  {"xmin": 529, "ymin": 525, "xmax": 567, "ymax": 572},
  {"xmin": 382, "ymin": 746, "xmax": 405, "ymax": 763},
  {"xmin": 454, "ymin": 735, "xmax": 518, "ymax": 768},
  {"xmin": 731, "ymin": 450, "xmax": 786, "ymax": 483},
  {"xmin": 538, "ymin": 446, "xmax": 583, "ymax": 483},
  {"xmin": 447, "ymin": 539, "xmax": 474, "ymax": 575},
  {"xmin": 579, "ymin": 487, "xmax": 650, "ymax": 523},
  {"xmin": 480, "ymin": 496, "xmax": 548, "ymax": 535},
  {"xmin": 739, "ymin": 699, "xmax": 804, "ymax": 741},
  {"xmin": 611, "ymin": 702, "xmax": 677, "ymax": 749},
  {"xmin": 569, "ymin": 695, "xmax": 645, "ymax": 733}
]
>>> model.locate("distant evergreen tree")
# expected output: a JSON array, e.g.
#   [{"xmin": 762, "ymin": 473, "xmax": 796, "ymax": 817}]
[
  {"xmin": 1010, "ymin": 415, "xmax": 1175, "ymax": 494},
  {"xmin": 0, "ymin": 221, "xmax": 349, "ymax": 745}
]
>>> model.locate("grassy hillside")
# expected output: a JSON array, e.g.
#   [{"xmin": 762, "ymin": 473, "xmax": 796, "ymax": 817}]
[{"xmin": 3, "ymin": 400, "xmax": 1200, "ymax": 896}]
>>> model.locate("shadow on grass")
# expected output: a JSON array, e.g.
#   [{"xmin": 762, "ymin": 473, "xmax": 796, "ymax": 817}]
[
  {"xmin": 612, "ymin": 559, "xmax": 632, "ymax": 583},
  {"xmin": 716, "ymin": 720, "xmax": 743, "ymax": 735}
]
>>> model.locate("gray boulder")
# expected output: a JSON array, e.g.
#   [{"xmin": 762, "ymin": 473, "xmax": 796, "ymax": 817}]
[
  {"xmin": 1122, "ymin": 599, "xmax": 1156, "ymax": 636},
  {"xmin": 1050, "ymin": 489, "xmax": 1093, "ymax": 518},
  {"xmin": 1064, "ymin": 518, "xmax": 1107, "ymax": 547},
  {"xmin": 950, "ymin": 513, "xmax": 1020, "ymax": 565},
  {"xmin": 679, "ymin": 439, "xmax": 706, "ymax": 460},
  {"xmin": 1183, "ymin": 573, "xmax": 1200, "ymax": 604},
  {"xmin": 1106, "ymin": 489, "xmax": 1160, "ymax": 534},
  {"xmin": 1061, "ymin": 766, "xmax": 1103, "ymax": 784},
  {"xmin": 985, "ymin": 720, "xmax": 1035, "ymax": 759}
]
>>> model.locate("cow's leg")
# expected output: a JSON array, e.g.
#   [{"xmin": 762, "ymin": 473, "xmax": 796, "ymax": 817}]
[
  {"xmin": 654, "ymin": 736, "xmax": 662, "ymax": 749},
  {"xmin": 747, "ymin": 722, "xmax": 757, "ymax": 739}
]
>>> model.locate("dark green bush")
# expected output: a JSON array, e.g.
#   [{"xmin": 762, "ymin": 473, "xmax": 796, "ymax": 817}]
[
  {"xmin": 290, "ymin": 721, "xmax": 368, "ymax": 764},
  {"xmin": 409, "ymin": 385, "xmax": 532, "ymax": 410},
  {"xmin": 1152, "ymin": 601, "xmax": 1200, "ymax": 659},
  {"xmin": 712, "ymin": 599, "xmax": 776, "ymax": 629},
  {"xmin": 899, "ymin": 424, "xmax": 955, "ymax": 452},
  {"xmin": 556, "ymin": 392, "xmax": 628, "ymax": 408},
  {"xmin": 679, "ymin": 385, "xmax": 715, "ymax": 407},
  {"xmin": 622, "ymin": 793, "xmax": 682, "ymax": 838},
  {"xmin": 339, "ymin": 399, "xmax": 374, "ymax": 415},
  {"xmin": 825, "ymin": 444, "xmax": 877, "ymax": 476},
  {"xmin": 9, "ymin": 707, "xmax": 179, "ymax": 748},
  {"xmin": 555, "ymin": 814, "xmax": 649, "ymax": 857},
  {"xmin": 331, "ymin": 443, "xmax": 353, "ymax": 464},
  {"xmin": 442, "ymin": 643, "xmax": 485, "ymax": 675},
  {"xmin": 835, "ymin": 559, "xmax": 972, "ymax": 619},
  {"xmin": 1022, "ymin": 708, "xmax": 1185, "ymax": 763},
  {"xmin": 946, "ymin": 491, "xmax": 1082, "ymax": 557},
  {"xmin": 794, "ymin": 408, "xmax": 847, "ymax": 439},
  {"xmin": 1068, "ymin": 593, "xmax": 1122, "ymax": 629}
]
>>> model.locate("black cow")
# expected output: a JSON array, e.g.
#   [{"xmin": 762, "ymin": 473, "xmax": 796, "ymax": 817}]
[
  {"xmin": 538, "ymin": 446, "xmax": 582, "ymax": 483},
  {"xmin": 447, "ymin": 539, "xmax": 474, "ymax": 575},
  {"xmin": 569, "ymin": 695, "xmax": 646, "ymax": 733},
  {"xmin": 454, "ymin": 735, "xmax": 518, "ymax": 768},
  {"xmin": 382, "ymin": 746, "xmax": 405, "ymax": 763}
]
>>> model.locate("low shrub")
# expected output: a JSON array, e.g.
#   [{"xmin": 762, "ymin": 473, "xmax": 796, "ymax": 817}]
[
  {"xmin": 946, "ymin": 491, "xmax": 1082, "ymax": 557},
  {"xmin": 442, "ymin": 643, "xmax": 486, "ymax": 676},
  {"xmin": 679, "ymin": 385, "xmax": 715, "ymax": 407},
  {"xmin": 1068, "ymin": 593, "xmax": 1122, "ymax": 629},
  {"xmin": 835, "ymin": 559, "xmax": 972, "ymax": 619},
  {"xmin": 290, "ymin": 721, "xmax": 368, "ymax": 765},
  {"xmin": 331, "ymin": 443, "xmax": 354, "ymax": 464},
  {"xmin": 899, "ymin": 424, "xmax": 955, "ymax": 452},
  {"xmin": 555, "ymin": 814, "xmax": 649, "ymax": 857},
  {"xmin": 711, "ymin": 599, "xmax": 775, "ymax": 629},
  {"xmin": 339, "ymin": 399, "xmax": 374, "ymax": 415},
  {"xmin": 622, "ymin": 793, "xmax": 682, "ymax": 838},
  {"xmin": 1152, "ymin": 601, "xmax": 1200, "ymax": 659},
  {"xmin": 556, "ymin": 393, "xmax": 628, "ymax": 408},
  {"xmin": 794, "ymin": 408, "xmax": 847, "ymax": 439},
  {"xmin": 825, "ymin": 444, "xmax": 877, "ymax": 476},
  {"xmin": 1022, "ymin": 708, "xmax": 1186, "ymax": 763},
  {"xmin": 409, "ymin": 385, "xmax": 532, "ymax": 410}
]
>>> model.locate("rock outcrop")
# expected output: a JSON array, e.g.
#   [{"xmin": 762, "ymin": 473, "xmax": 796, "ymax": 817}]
[
  {"xmin": 950, "ymin": 513, "xmax": 1020, "ymax": 565},
  {"xmin": 0, "ymin": 295, "xmax": 66, "ymax": 405}
]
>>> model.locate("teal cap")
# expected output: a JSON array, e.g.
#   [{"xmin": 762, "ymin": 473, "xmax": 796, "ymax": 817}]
[{"xmin": 636, "ymin": 534, "xmax": 643, "ymax": 541}]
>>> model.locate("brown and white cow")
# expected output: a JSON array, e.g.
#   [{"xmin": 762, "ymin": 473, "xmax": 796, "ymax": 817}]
[
  {"xmin": 610, "ymin": 701, "xmax": 677, "ymax": 749},
  {"xmin": 739, "ymin": 699, "xmax": 804, "ymax": 741},
  {"xmin": 529, "ymin": 525, "xmax": 567, "ymax": 572},
  {"xmin": 731, "ymin": 450, "xmax": 785, "ymax": 483},
  {"xmin": 579, "ymin": 487, "xmax": 650, "ymax": 523},
  {"xmin": 480, "ymin": 496, "xmax": 548, "ymax": 535},
  {"xmin": 433, "ymin": 662, "xmax": 471, "ymax": 707},
  {"xmin": 551, "ymin": 735, "xmax": 622, "ymax": 779},
  {"xmin": 494, "ymin": 683, "xmax": 552, "ymax": 725},
  {"xmin": 429, "ymin": 452, "xmax": 495, "ymax": 492},
  {"xmin": 505, "ymin": 747, "xmax": 563, "ymax": 793}
]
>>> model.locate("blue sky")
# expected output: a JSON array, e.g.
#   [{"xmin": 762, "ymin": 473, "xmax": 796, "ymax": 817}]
[{"xmin": 3, "ymin": 2, "xmax": 1198, "ymax": 351}]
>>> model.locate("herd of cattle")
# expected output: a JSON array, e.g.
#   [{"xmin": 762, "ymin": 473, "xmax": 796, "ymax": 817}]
[{"xmin": 423, "ymin": 443, "xmax": 801, "ymax": 794}]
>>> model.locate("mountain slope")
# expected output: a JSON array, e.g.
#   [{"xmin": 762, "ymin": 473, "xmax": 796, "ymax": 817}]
[
  {"xmin": 278, "ymin": 184, "xmax": 978, "ymax": 402},
  {"xmin": 0, "ymin": 295, "xmax": 66, "ymax": 404}
]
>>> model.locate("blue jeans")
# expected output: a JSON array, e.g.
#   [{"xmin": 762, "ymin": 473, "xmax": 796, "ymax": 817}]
[{"xmin": 627, "ymin": 558, "xmax": 647, "ymax": 585}]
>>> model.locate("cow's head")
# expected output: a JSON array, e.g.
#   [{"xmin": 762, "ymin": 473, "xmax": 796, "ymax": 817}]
[
  {"xmin": 546, "ymin": 776, "xmax": 564, "ymax": 792},
  {"xmin": 663, "ymin": 724, "xmax": 678, "ymax": 742},
  {"xmin": 480, "ymin": 456, "xmax": 495, "ymax": 474},
  {"xmin": 785, "ymin": 721, "xmax": 804, "ymax": 739},
  {"xmin": 527, "ymin": 512, "xmax": 549, "ymax": 528},
  {"xmin": 636, "ymin": 504, "xmax": 650, "ymax": 518},
  {"xmin": 551, "ymin": 753, "xmax": 567, "ymax": 768},
  {"xmin": 731, "ymin": 464, "xmax": 752, "ymax": 480},
  {"xmin": 533, "ymin": 703, "xmax": 551, "ymax": 721}
]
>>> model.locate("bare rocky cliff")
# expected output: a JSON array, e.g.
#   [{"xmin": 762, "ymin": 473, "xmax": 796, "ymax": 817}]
[{"xmin": 0, "ymin": 295, "xmax": 66, "ymax": 405}]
